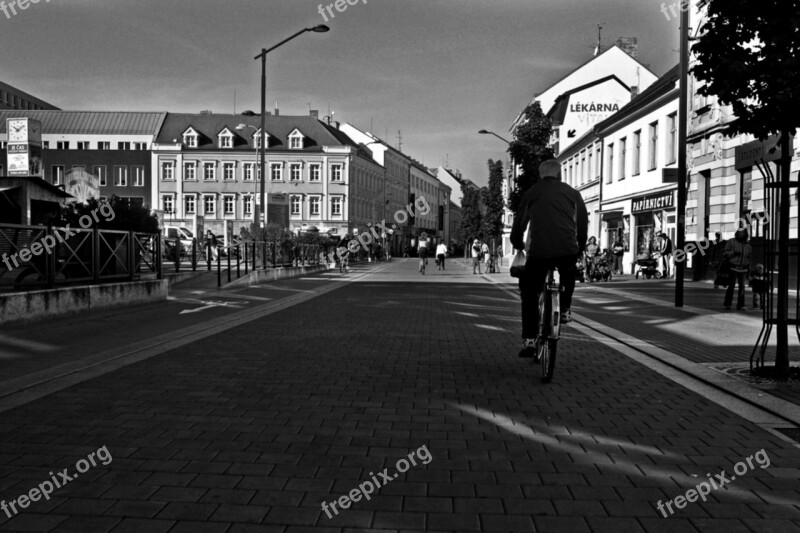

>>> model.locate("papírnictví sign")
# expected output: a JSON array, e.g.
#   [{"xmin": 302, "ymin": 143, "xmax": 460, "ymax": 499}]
[{"xmin": 632, "ymin": 191, "xmax": 675, "ymax": 213}]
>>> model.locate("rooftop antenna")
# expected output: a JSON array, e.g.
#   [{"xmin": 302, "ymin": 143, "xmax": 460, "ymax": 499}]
[
  {"xmin": 594, "ymin": 23, "xmax": 605, "ymax": 56},
  {"xmin": 233, "ymin": 88, "xmax": 236, "ymax": 115},
  {"xmin": 396, "ymin": 130, "xmax": 403, "ymax": 151}
]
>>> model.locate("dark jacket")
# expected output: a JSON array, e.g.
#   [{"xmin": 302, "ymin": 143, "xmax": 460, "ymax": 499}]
[{"xmin": 511, "ymin": 177, "xmax": 588, "ymax": 259}]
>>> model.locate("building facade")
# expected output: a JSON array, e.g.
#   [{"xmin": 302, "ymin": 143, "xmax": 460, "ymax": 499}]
[
  {"xmin": 0, "ymin": 81, "xmax": 59, "ymax": 112},
  {"xmin": 0, "ymin": 111, "xmax": 166, "ymax": 207},
  {"xmin": 151, "ymin": 113, "xmax": 384, "ymax": 240}
]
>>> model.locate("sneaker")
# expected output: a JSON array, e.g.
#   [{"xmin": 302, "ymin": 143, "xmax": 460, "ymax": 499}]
[
  {"xmin": 560, "ymin": 310, "xmax": 572, "ymax": 323},
  {"xmin": 518, "ymin": 338, "xmax": 537, "ymax": 359}
]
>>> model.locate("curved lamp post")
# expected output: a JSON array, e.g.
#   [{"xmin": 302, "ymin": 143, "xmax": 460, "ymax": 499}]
[{"xmin": 253, "ymin": 24, "xmax": 330, "ymax": 227}]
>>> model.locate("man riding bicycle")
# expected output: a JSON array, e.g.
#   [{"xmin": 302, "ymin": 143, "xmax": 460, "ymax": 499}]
[{"xmin": 511, "ymin": 159, "xmax": 588, "ymax": 359}]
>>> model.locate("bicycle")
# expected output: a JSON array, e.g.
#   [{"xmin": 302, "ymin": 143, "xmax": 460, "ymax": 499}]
[{"xmin": 536, "ymin": 267, "xmax": 562, "ymax": 383}]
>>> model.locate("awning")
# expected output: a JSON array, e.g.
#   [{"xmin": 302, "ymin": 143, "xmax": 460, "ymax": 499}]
[{"xmin": 601, "ymin": 210, "xmax": 624, "ymax": 221}]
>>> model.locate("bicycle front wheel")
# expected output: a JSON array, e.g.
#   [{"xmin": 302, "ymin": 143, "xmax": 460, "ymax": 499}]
[{"xmin": 539, "ymin": 338, "xmax": 557, "ymax": 383}]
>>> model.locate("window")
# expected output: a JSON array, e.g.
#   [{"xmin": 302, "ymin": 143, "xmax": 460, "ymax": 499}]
[
  {"xmin": 244, "ymin": 163, "xmax": 254, "ymax": 181},
  {"xmin": 204, "ymin": 162, "xmax": 215, "ymax": 181},
  {"xmin": 42, "ymin": 141, "xmax": 49, "ymax": 149},
  {"xmin": 288, "ymin": 129, "xmax": 304, "ymax": 149},
  {"xmin": 331, "ymin": 196, "xmax": 342, "ymax": 217},
  {"xmin": 587, "ymin": 150, "xmax": 593, "ymax": 183},
  {"xmin": 223, "ymin": 162, "xmax": 235, "ymax": 181},
  {"xmin": 244, "ymin": 196, "xmax": 252, "ymax": 215},
  {"xmin": 290, "ymin": 163, "xmax": 302, "ymax": 181},
  {"xmin": 219, "ymin": 135, "xmax": 232, "ymax": 149},
  {"xmin": 331, "ymin": 165, "xmax": 343, "ymax": 182},
  {"xmin": 309, "ymin": 196, "xmax": 320, "ymax": 216},
  {"xmin": 184, "ymin": 162, "xmax": 196, "ymax": 181},
  {"xmin": 56, "ymin": 141, "xmax": 69, "ymax": 150},
  {"xmin": 633, "ymin": 130, "xmax": 642, "ymax": 175},
  {"xmin": 118, "ymin": 142, "xmax": 130, "ymax": 150},
  {"xmin": 97, "ymin": 141, "xmax": 110, "ymax": 150},
  {"xmin": 619, "ymin": 138, "xmax": 627, "ymax": 180},
  {"xmin": 667, "ymin": 113, "xmax": 677, "ymax": 164},
  {"xmin": 183, "ymin": 132, "xmax": 197, "ymax": 148},
  {"xmin": 93, "ymin": 166, "xmax": 107, "ymax": 187},
  {"xmin": 133, "ymin": 142, "xmax": 147, "ymax": 151},
  {"xmin": 133, "ymin": 166, "xmax": 145, "ymax": 187},
  {"xmin": 76, "ymin": 141, "xmax": 89, "ymax": 150},
  {"xmin": 291, "ymin": 195, "xmax": 301, "ymax": 216},
  {"xmin": 204, "ymin": 195, "xmax": 216, "ymax": 215},
  {"xmin": 52, "ymin": 165, "xmax": 64, "ymax": 186},
  {"xmin": 606, "ymin": 144, "xmax": 614, "ymax": 183},
  {"xmin": 161, "ymin": 161, "xmax": 175, "ymax": 181},
  {"xmin": 223, "ymin": 195, "xmax": 235, "ymax": 215},
  {"xmin": 114, "ymin": 166, "xmax": 128, "ymax": 186},
  {"xmin": 649, "ymin": 121, "xmax": 659, "ymax": 170},
  {"xmin": 309, "ymin": 164, "xmax": 321, "ymax": 182},
  {"xmin": 271, "ymin": 163, "xmax": 283, "ymax": 181},
  {"xmin": 185, "ymin": 195, "xmax": 196, "ymax": 215},
  {"xmin": 162, "ymin": 195, "xmax": 174, "ymax": 213}
]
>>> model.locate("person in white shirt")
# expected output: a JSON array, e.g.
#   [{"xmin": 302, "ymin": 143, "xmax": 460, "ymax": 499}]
[
  {"xmin": 436, "ymin": 242, "xmax": 448, "ymax": 270},
  {"xmin": 471, "ymin": 239, "xmax": 482, "ymax": 275}
]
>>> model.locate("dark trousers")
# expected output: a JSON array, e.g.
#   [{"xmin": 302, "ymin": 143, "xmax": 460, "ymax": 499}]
[
  {"xmin": 519, "ymin": 255, "xmax": 577, "ymax": 339},
  {"xmin": 613, "ymin": 254, "xmax": 622, "ymax": 274},
  {"xmin": 437, "ymin": 254, "xmax": 445, "ymax": 269},
  {"xmin": 724, "ymin": 270, "xmax": 747, "ymax": 309}
]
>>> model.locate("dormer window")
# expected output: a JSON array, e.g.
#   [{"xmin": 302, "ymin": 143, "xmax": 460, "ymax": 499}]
[
  {"xmin": 218, "ymin": 128, "xmax": 234, "ymax": 149},
  {"xmin": 182, "ymin": 127, "xmax": 199, "ymax": 148},
  {"xmin": 288, "ymin": 128, "xmax": 305, "ymax": 150},
  {"xmin": 253, "ymin": 129, "xmax": 270, "ymax": 149}
]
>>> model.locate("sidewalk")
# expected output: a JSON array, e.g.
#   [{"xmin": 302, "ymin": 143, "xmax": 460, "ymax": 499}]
[{"xmin": 0, "ymin": 259, "xmax": 798, "ymax": 532}]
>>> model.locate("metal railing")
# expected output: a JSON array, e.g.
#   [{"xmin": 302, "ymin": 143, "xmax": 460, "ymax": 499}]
[{"xmin": 0, "ymin": 223, "xmax": 161, "ymax": 290}]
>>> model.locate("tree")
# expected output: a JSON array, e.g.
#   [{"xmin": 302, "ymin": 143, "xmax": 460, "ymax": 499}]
[
  {"xmin": 692, "ymin": 0, "xmax": 800, "ymax": 374},
  {"xmin": 482, "ymin": 159, "xmax": 505, "ymax": 246},
  {"xmin": 507, "ymin": 102, "xmax": 555, "ymax": 213},
  {"xmin": 459, "ymin": 184, "xmax": 483, "ymax": 248},
  {"xmin": 58, "ymin": 196, "xmax": 159, "ymax": 233}
]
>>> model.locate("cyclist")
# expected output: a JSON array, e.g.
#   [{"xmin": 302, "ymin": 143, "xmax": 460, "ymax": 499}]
[
  {"xmin": 511, "ymin": 159, "xmax": 588, "ymax": 358},
  {"xmin": 418, "ymin": 235, "xmax": 429, "ymax": 274}
]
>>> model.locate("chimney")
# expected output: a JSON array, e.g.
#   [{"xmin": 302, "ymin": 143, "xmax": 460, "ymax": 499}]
[
  {"xmin": 630, "ymin": 86, "xmax": 639, "ymax": 99},
  {"xmin": 614, "ymin": 37, "xmax": 638, "ymax": 59},
  {"xmin": 334, "ymin": 121, "xmax": 340, "ymax": 129},
  {"xmin": 274, "ymin": 107, "xmax": 280, "ymax": 116},
  {"xmin": 310, "ymin": 109, "xmax": 319, "ymax": 119}
]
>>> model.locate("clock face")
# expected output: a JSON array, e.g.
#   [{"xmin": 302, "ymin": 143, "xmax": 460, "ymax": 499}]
[{"xmin": 8, "ymin": 119, "xmax": 27, "ymax": 142}]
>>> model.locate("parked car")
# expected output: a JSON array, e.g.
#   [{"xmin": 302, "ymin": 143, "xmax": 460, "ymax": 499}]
[{"xmin": 164, "ymin": 226, "xmax": 195, "ymax": 257}]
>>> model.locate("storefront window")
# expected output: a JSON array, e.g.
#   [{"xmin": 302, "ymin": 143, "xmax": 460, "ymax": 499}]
[{"xmin": 636, "ymin": 212, "xmax": 655, "ymax": 258}]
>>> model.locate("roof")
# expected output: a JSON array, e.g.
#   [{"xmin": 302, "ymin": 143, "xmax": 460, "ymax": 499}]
[
  {"xmin": 0, "ymin": 111, "xmax": 166, "ymax": 135},
  {"xmin": 595, "ymin": 64, "xmax": 680, "ymax": 135},
  {"xmin": 156, "ymin": 113, "xmax": 366, "ymax": 153},
  {"xmin": 0, "ymin": 176, "xmax": 73, "ymax": 198},
  {"xmin": 0, "ymin": 80, "xmax": 60, "ymax": 110}
]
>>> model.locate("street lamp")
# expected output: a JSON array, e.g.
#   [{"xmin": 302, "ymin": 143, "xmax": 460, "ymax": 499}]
[
  {"xmin": 479, "ymin": 129, "xmax": 516, "ymax": 259},
  {"xmin": 254, "ymin": 24, "xmax": 329, "ymax": 228}
]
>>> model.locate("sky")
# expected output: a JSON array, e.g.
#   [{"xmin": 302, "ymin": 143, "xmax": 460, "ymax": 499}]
[{"xmin": 1, "ymin": 0, "xmax": 679, "ymax": 187}]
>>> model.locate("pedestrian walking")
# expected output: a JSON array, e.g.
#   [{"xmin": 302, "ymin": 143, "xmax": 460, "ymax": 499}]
[
  {"xmin": 710, "ymin": 232, "xmax": 727, "ymax": 288},
  {"xmin": 481, "ymin": 242, "xmax": 490, "ymax": 267},
  {"xmin": 657, "ymin": 232, "xmax": 673, "ymax": 278},
  {"xmin": 206, "ymin": 230, "xmax": 219, "ymax": 261},
  {"xmin": 584, "ymin": 237, "xmax": 599, "ymax": 280},
  {"xmin": 723, "ymin": 228, "xmax": 752, "ymax": 311},
  {"xmin": 612, "ymin": 238, "xmax": 624, "ymax": 275},
  {"xmin": 471, "ymin": 239, "xmax": 482, "ymax": 275},
  {"xmin": 436, "ymin": 242, "xmax": 447, "ymax": 270},
  {"xmin": 418, "ymin": 233, "xmax": 429, "ymax": 274}
]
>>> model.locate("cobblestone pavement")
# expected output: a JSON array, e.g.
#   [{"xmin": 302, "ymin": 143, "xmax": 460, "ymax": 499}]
[{"xmin": 1, "ymin": 259, "xmax": 799, "ymax": 532}]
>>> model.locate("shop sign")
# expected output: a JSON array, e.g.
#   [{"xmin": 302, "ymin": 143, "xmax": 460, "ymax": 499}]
[
  {"xmin": 735, "ymin": 134, "xmax": 790, "ymax": 170},
  {"xmin": 632, "ymin": 191, "xmax": 674, "ymax": 213}
]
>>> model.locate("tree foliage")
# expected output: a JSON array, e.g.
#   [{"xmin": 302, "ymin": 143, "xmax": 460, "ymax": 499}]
[
  {"xmin": 58, "ymin": 196, "xmax": 159, "ymax": 233},
  {"xmin": 692, "ymin": 0, "xmax": 800, "ymax": 138},
  {"xmin": 482, "ymin": 159, "xmax": 505, "ymax": 240},
  {"xmin": 508, "ymin": 102, "xmax": 554, "ymax": 213},
  {"xmin": 459, "ymin": 184, "xmax": 483, "ymax": 244}
]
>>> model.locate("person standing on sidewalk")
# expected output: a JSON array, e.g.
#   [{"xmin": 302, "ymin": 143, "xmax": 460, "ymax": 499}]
[
  {"xmin": 711, "ymin": 231, "xmax": 727, "ymax": 288},
  {"xmin": 511, "ymin": 159, "xmax": 588, "ymax": 358},
  {"xmin": 471, "ymin": 239, "xmax": 482, "ymax": 275},
  {"xmin": 657, "ymin": 232, "xmax": 673, "ymax": 278},
  {"xmin": 436, "ymin": 242, "xmax": 448, "ymax": 271},
  {"xmin": 723, "ymin": 227, "xmax": 752, "ymax": 311},
  {"xmin": 612, "ymin": 238, "xmax": 625, "ymax": 275},
  {"xmin": 418, "ymin": 234, "xmax": 429, "ymax": 275}
]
